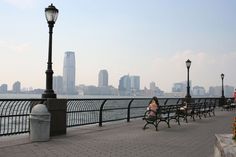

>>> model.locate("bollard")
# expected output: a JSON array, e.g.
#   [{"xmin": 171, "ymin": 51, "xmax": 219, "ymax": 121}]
[{"xmin": 30, "ymin": 104, "xmax": 50, "ymax": 142}]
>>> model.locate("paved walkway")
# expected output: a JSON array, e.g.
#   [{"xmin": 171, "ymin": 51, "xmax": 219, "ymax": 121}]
[{"xmin": 0, "ymin": 109, "xmax": 235, "ymax": 157}]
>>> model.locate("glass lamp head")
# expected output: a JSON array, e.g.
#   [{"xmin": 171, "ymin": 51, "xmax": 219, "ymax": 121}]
[
  {"xmin": 186, "ymin": 59, "xmax": 191, "ymax": 68},
  {"xmin": 45, "ymin": 3, "xmax": 59, "ymax": 24},
  {"xmin": 221, "ymin": 73, "xmax": 224, "ymax": 80}
]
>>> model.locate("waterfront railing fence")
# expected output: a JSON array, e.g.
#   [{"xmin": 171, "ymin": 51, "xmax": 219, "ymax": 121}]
[
  {"xmin": 0, "ymin": 99, "xmax": 46, "ymax": 136},
  {"xmin": 0, "ymin": 97, "xmax": 220, "ymax": 136}
]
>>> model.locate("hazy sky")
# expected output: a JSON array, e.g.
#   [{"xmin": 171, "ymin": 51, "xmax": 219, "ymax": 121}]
[{"xmin": 0, "ymin": 0, "xmax": 235, "ymax": 92}]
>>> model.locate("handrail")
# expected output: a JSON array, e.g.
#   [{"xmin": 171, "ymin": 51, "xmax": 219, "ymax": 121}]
[{"xmin": 0, "ymin": 97, "xmax": 226, "ymax": 136}]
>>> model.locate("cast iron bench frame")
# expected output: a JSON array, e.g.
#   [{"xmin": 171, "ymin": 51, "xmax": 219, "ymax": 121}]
[{"xmin": 143, "ymin": 105, "xmax": 180, "ymax": 131}]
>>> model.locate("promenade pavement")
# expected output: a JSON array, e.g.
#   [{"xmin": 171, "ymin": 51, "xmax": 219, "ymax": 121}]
[{"xmin": 0, "ymin": 109, "xmax": 235, "ymax": 157}]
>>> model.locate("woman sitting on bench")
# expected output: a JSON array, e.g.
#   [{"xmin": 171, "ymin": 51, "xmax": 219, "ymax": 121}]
[
  {"xmin": 146, "ymin": 96, "xmax": 159, "ymax": 120},
  {"xmin": 143, "ymin": 96, "xmax": 160, "ymax": 130}
]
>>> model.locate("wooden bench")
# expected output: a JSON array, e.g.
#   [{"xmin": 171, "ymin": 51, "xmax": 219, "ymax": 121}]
[{"xmin": 143, "ymin": 105, "xmax": 180, "ymax": 131}]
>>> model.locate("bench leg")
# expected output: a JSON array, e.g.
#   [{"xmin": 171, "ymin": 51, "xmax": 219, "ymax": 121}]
[
  {"xmin": 155, "ymin": 120, "xmax": 158, "ymax": 131},
  {"xmin": 167, "ymin": 120, "xmax": 171, "ymax": 128},
  {"xmin": 192, "ymin": 114, "xmax": 195, "ymax": 121},
  {"xmin": 177, "ymin": 117, "xmax": 180, "ymax": 125},
  {"xmin": 198, "ymin": 112, "xmax": 202, "ymax": 119},
  {"xmin": 143, "ymin": 123, "xmax": 148, "ymax": 130},
  {"xmin": 185, "ymin": 115, "xmax": 188, "ymax": 123},
  {"xmin": 212, "ymin": 110, "xmax": 215, "ymax": 116},
  {"xmin": 143, "ymin": 120, "xmax": 158, "ymax": 131}
]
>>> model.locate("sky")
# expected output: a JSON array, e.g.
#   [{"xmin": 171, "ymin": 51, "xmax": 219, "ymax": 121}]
[{"xmin": 0, "ymin": 0, "xmax": 235, "ymax": 92}]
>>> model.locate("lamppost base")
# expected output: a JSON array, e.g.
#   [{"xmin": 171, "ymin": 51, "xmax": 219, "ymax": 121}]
[
  {"xmin": 185, "ymin": 95, "xmax": 192, "ymax": 103},
  {"xmin": 42, "ymin": 91, "xmax": 57, "ymax": 98},
  {"xmin": 220, "ymin": 96, "xmax": 226, "ymax": 107}
]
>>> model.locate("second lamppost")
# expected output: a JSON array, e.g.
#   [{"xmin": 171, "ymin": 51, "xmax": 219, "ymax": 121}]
[
  {"xmin": 42, "ymin": 4, "xmax": 59, "ymax": 98},
  {"xmin": 221, "ymin": 73, "xmax": 225, "ymax": 106},
  {"xmin": 185, "ymin": 59, "xmax": 191, "ymax": 102},
  {"xmin": 221, "ymin": 73, "xmax": 225, "ymax": 98}
]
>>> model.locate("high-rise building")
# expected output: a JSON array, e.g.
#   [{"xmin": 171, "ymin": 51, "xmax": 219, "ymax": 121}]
[
  {"xmin": 12, "ymin": 81, "xmax": 21, "ymax": 93},
  {"xmin": 118, "ymin": 75, "xmax": 131, "ymax": 96},
  {"xmin": 98, "ymin": 69, "xmax": 108, "ymax": 87},
  {"xmin": 63, "ymin": 51, "xmax": 76, "ymax": 94},
  {"xmin": 118, "ymin": 75, "xmax": 141, "ymax": 95},
  {"xmin": 208, "ymin": 86, "xmax": 220, "ymax": 96},
  {"xmin": 147, "ymin": 81, "xmax": 164, "ymax": 96},
  {"xmin": 118, "ymin": 75, "xmax": 131, "ymax": 91},
  {"xmin": 224, "ymin": 85, "xmax": 234, "ymax": 97},
  {"xmin": 192, "ymin": 86, "xmax": 206, "ymax": 96},
  {"xmin": 172, "ymin": 82, "xmax": 185, "ymax": 92},
  {"xmin": 53, "ymin": 76, "xmax": 63, "ymax": 94},
  {"xmin": 150, "ymin": 82, "xmax": 156, "ymax": 90},
  {"xmin": 130, "ymin": 76, "xmax": 140, "ymax": 91},
  {"xmin": 208, "ymin": 85, "xmax": 234, "ymax": 97},
  {"xmin": 0, "ymin": 84, "xmax": 8, "ymax": 93},
  {"xmin": 172, "ymin": 81, "xmax": 192, "ymax": 93}
]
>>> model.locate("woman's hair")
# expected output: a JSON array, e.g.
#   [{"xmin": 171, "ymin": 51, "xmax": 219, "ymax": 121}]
[{"xmin": 149, "ymin": 96, "xmax": 159, "ymax": 105}]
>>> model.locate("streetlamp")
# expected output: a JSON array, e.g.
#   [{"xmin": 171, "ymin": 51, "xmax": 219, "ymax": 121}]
[
  {"xmin": 220, "ymin": 73, "xmax": 225, "ymax": 106},
  {"xmin": 42, "ymin": 4, "xmax": 59, "ymax": 98},
  {"xmin": 185, "ymin": 59, "xmax": 191, "ymax": 101},
  {"xmin": 221, "ymin": 73, "xmax": 225, "ymax": 97}
]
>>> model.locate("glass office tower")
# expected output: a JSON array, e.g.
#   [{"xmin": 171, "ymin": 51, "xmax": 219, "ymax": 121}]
[{"xmin": 63, "ymin": 51, "xmax": 76, "ymax": 94}]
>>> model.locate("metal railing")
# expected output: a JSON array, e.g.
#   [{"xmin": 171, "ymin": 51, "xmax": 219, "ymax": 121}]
[
  {"xmin": 66, "ymin": 98, "xmax": 155, "ymax": 127},
  {"xmin": 0, "ymin": 99, "xmax": 46, "ymax": 136},
  {"xmin": 67, "ymin": 97, "xmax": 209, "ymax": 127},
  {"xmin": 0, "ymin": 97, "xmax": 221, "ymax": 136}
]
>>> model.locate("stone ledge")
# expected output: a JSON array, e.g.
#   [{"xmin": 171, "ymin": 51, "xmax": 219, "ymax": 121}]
[{"xmin": 215, "ymin": 134, "xmax": 236, "ymax": 157}]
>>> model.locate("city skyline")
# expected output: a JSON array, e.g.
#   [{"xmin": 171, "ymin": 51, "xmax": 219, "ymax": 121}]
[
  {"xmin": 0, "ymin": 1, "xmax": 235, "ymax": 92},
  {"xmin": 1, "ymin": 73, "xmax": 234, "ymax": 95}
]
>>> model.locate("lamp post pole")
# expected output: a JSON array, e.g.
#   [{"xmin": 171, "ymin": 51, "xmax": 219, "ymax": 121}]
[
  {"xmin": 220, "ymin": 73, "xmax": 225, "ymax": 106},
  {"xmin": 185, "ymin": 59, "xmax": 191, "ymax": 103},
  {"xmin": 42, "ymin": 4, "xmax": 59, "ymax": 98}
]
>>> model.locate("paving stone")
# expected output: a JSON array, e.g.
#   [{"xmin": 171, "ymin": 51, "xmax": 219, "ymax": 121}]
[{"xmin": 0, "ymin": 109, "xmax": 235, "ymax": 157}]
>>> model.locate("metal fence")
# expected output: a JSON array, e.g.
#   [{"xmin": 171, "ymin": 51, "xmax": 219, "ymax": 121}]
[
  {"xmin": 0, "ymin": 99, "xmax": 46, "ymax": 136},
  {"xmin": 66, "ymin": 98, "xmax": 153, "ymax": 127},
  {"xmin": 0, "ymin": 97, "xmax": 221, "ymax": 136},
  {"xmin": 66, "ymin": 97, "xmax": 220, "ymax": 127}
]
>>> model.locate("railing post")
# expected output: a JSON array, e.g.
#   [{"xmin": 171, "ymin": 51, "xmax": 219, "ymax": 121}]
[
  {"xmin": 164, "ymin": 98, "xmax": 169, "ymax": 105},
  {"xmin": 127, "ymin": 99, "xmax": 134, "ymax": 122},
  {"xmin": 176, "ymin": 98, "xmax": 181, "ymax": 105},
  {"xmin": 99, "ymin": 100, "xmax": 107, "ymax": 127}
]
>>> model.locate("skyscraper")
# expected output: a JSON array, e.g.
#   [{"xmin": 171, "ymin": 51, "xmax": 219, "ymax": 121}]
[
  {"xmin": 98, "ymin": 69, "xmax": 108, "ymax": 87},
  {"xmin": 63, "ymin": 51, "xmax": 76, "ymax": 94},
  {"xmin": 130, "ymin": 76, "xmax": 140, "ymax": 91},
  {"xmin": 12, "ymin": 81, "xmax": 21, "ymax": 93},
  {"xmin": 150, "ymin": 82, "xmax": 156, "ymax": 90},
  {"xmin": 118, "ymin": 75, "xmax": 131, "ymax": 91},
  {"xmin": 118, "ymin": 75, "xmax": 131, "ymax": 96},
  {"xmin": 0, "ymin": 84, "xmax": 8, "ymax": 93},
  {"xmin": 53, "ymin": 76, "xmax": 63, "ymax": 94}
]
